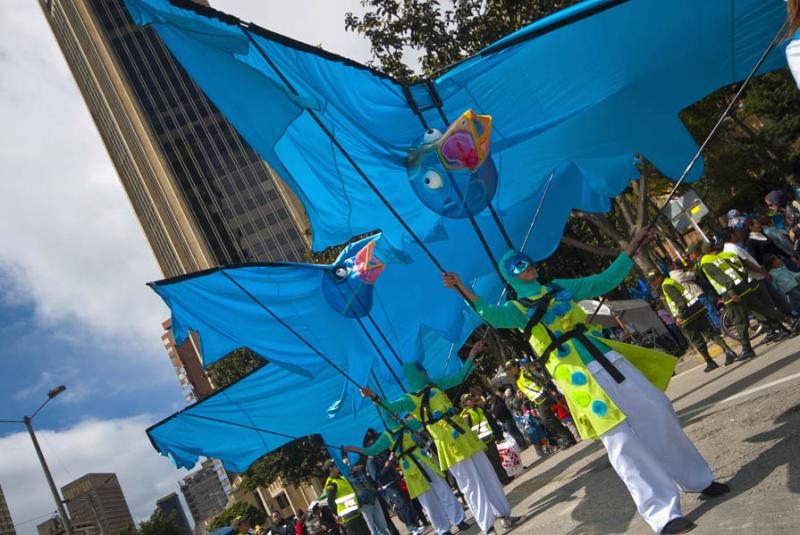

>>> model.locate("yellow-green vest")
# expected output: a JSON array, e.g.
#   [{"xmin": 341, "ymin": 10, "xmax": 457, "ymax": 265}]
[
  {"xmin": 700, "ymin": 252, "xmax": 755, "ymax": 302},
  {"xmin": 384, "ymin": 428, "xmax": 443, "ymax": 499},
  {"xmin": 407, "ymin": 386, "xmax": 485, "ymax": 470},
  {"xmin": 661, "ymin": 277, "xmax": 704, "ymax": 321},
  {"xmin": 459, "ymin": 407, "xmax": 493, "ymax": 442},
  {"xmin": 324, "ymin": 476, "xmax": 359, "ymax": 521},
  {"xmin": 516, "ymin": 372, "xmax": 546, "ymax": 406},
  {"xmin": 511, "ymin": 285, "xmax": 675, "ymax": 440}
]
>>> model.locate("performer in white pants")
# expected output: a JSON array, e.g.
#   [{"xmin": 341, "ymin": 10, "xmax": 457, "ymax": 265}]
[
  {"xmin": 595, "ymin": 355, "xmax": 713, "ymax": 533},
  {"xmin": 445, "ymin": 234, "xmax": 731, "ymax": 535},
  {"xmin": 347, "ymin": 419, "xmax": 470, "ymax": 535},
  {"xmin": 447, "ymin": 451, "xmax": 511, "ymax": 533},
  {"xmin": 416, "ymin": 463, "xmax": 467, "ymax": 534},
  {"xmin": 362, "ymin": 345, "xmax": 522, "ymax": 534}
]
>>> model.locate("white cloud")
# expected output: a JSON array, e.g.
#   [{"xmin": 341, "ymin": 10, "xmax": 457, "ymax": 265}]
[
  {"xmin": 0, "ymin": 2, "xmax": 169, "ymax": 358},
  {"xmin": 0, "ymin": 416, "xmax": 189, "ymax": 535},
  {"xmin": 213, "ymin": 0, "xmax": 371, "ymax": 63}
]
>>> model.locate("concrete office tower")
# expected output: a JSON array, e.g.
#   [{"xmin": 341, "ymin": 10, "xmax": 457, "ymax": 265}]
[
  {"xmin": 61, "ymin": 474, "xmax": 134, "ymax": 534},
  {"xmin": 155, "ymin": 492, "xmax": 192, "ymax": 535},
  {"xmin": 37, "ymin": 0, "xmax": 310, "ymax": 279},
  {"xmin": 180, "ymin": 459, "xmax": 230, "ymax": 527},
  {"xmin": 0, "ymin": 485, "xmax": 15, "ymax": 535}
]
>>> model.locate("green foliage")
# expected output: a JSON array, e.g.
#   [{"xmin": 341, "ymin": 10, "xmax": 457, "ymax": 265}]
[
  {"xmin": 209, "ymin": 501, "xmax": 267, "ymax": 531},
  {"xmin": 129, "ymin": 510, "xmax": 182, "ymax": 535},
  {"xmin": 241, "ymin": 434, "xmax": 330, "ymax": 490},
  {"xmin": 207, "ymin": 347, "xmax": 267, "ymax": 389},
  {"xmin": 345, "ymin": 0, "xmax": 581, "ymax": 80}
]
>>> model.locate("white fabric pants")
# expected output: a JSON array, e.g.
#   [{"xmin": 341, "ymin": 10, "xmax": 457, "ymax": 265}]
[
  {"xmin": 416, "ymin": 464, "xmax": 465, "ymax": 535},
  {"xmin": 593, "ymin": 353, "xmax": 714, "ymax": 533},
  {"xmin": 787, "ymin": 39, "xmax": 800, "ymax": 90},
  {"xmin": 448, "ymin": 451, "xmax": 512, "ymax": 534},
  {"xmin": 359, "ymin": 502, "xmax": 389, "ymax": 535}
]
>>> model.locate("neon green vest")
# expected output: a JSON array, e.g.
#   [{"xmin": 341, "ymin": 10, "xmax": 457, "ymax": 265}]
[
  {"xmin": 384, "ymin": 428, "xmax": 443, "ymax": 499},
  {"xmin": 661, "ymin": 277, "xmax": 704, "ymax": 321},
  {"xmin": 407, "ymin": 386, "xmax": 485, "ymax": 470},
  {"xmin": 700, "ymin": 252, "xmax": 755, "ymax": 302},
  {"xmin": 459, "ymin": 407, "xmax": 493, "ymax": 442},
  {"xmin": 516, "ymin": 372, "xmax": 546, "ymax": 406},
  {"xmin": 512, "ymin": 285, "xmax": 675, "ymax": 440},
  {"xmin": 324, "ymin": 476, "xmax": 359, "ymax": 521}
]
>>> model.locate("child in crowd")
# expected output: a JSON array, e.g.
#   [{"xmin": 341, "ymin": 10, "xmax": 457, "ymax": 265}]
[{"xmin": 765, "ymin": 254, "xmax": 800, "ymax": 315}]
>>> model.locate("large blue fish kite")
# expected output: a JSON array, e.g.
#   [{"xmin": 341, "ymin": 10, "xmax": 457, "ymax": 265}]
[{"xmin": 124, "ymin": 0, "xmax": 787, "ymax": 256}]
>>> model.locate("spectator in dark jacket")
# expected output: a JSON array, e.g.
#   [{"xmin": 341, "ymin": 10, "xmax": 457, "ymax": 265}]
[{"xmin": 490, "ymin": 391, "xmax": 527, "ymax": 449}]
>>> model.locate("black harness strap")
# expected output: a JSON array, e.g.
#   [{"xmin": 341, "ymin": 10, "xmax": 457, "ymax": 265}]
[
  {"xmin": 417, "ymin": 386, "xmax": 466, "ymax": 435},
  {"xmin": 517, "ymin": 286, "xmax": 626, "ymax": 384},
  {"xmin": 542, "ymin": 324, "xmax": 626, "ymax": 384},
  {"xmin": 390, "ymin": 431, "xmax": 431, "ymax": 482}
]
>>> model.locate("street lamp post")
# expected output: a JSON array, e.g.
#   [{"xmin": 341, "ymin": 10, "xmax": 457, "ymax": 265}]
[{"xmin": 0, "ymin": 385, "xmax": 74, "ymax": 535}]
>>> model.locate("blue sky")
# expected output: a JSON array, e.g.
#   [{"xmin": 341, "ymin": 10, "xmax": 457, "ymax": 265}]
[{"xmin": 0, "ymin": 1, "xmax": 371, "ymax": 533}]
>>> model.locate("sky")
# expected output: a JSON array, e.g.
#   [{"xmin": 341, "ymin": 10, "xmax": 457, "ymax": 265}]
[{"xmin": 0, "ymin": 1, "xmax": 371, "ymax": 533}]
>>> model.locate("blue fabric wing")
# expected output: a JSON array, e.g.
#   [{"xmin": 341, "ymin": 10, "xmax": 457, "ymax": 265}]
[
  {"xmin": 125, "ymin": 0, "xmax": 786, "ymax": 256},
  {"xmin": 147, "ymin": 327, "xmax": 463, "ymax": 472}
]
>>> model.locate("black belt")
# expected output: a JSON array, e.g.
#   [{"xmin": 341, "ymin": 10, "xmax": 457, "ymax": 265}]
[
  {"xmin": 419, "ymin": 388, "xmax": 466, "ymax": 435},
  {"xmin": 541, "ymin": 324, "xmax": 626, "ymax": 384}
]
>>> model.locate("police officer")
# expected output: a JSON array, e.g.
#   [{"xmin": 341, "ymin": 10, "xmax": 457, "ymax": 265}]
[
  {"xmin": 700, "ymin": 230, "xmax": 793, "ymax": 360},
  {"xmin": 649, "ymin": 266, "xmax": 740, "ymax": 371}
]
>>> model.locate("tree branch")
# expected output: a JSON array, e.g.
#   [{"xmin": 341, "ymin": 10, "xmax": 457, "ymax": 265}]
[
  {"xmin": 574, "ymin": 211, "xmax": 627, "ymax": 244},
  {"xmin": 560, "ymin": 237, "xmax": 619, "ymax": 257},
  {"xmin": 616, "ymin": 194, "xmax": 637, "ymax": 232},
  {"xmin": 636, "ymin": 175, "xmax": 649, "ymax": 229}
]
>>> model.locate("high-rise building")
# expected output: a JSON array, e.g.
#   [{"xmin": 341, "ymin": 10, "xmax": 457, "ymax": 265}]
[
  {"xmin": 180, "ymin": 459, "xmax": 230, "ymax": 526},
  {"xmin": 38, "ymin": 0, "xmax": 311, "ymax": 396},
  {"xmin": 0, "ymin": 485, "xmax": 15, "ymax": 535},
  {"xmin": 155, "ymin": 492, "xmax": 192, "ymax": 535},
  {"xmin": 61, "ymin": 474, "xmax": 134, "ymax": 534},
  {"xmin": 37, "ymin": 0, "xmax": 310, "ymax": 277},
  {"xmin": 161, "ymin": 318, "xmax": 213, "ymax": 402}
]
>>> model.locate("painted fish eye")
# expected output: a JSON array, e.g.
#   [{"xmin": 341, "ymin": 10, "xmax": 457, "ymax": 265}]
[
  {"xmin": 334, "ymin": 267, "xmax": 349, "ymax": 280},
  {"xmin": 423, "ymin": 128, "xmax": 443, "ymax": 144},
  {"xmin": 422, "ymin": 170, "xmax": 443, "ymax": 190}
]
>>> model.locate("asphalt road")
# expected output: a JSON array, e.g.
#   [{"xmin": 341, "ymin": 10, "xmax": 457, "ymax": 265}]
[{"xmin": 493, "ymin": 333, "xmax": 800, "ymax": 534}]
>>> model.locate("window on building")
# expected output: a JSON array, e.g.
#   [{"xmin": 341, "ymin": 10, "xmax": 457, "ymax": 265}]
[{"xmin": 275, "ymin": 493, "xmax": 290, "ymax": 509}]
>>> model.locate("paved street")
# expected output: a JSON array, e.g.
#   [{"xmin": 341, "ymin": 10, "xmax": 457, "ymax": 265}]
[{"xmin": 486, "ymin": 333, "xmax": 800, "ymax": 534}]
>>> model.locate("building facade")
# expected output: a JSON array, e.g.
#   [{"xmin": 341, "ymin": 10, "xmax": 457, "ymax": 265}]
[
  {"xmin": 38, "ymin": 0, "xmax": 311, "ymax": 398},
  {"xmin": 180, "ymin": 459, "xmax": 231, "ymax": 527},
  {"xmin": 155, "ymin": 492, "xmax": 192, "ymax": 535},
  {"xmin": 38, "ymin": 0, "xmax": 310, "ymax": 278},
  {"xmin": 36, "ymin": 518, "xmax": 97, "ymax": 535},
  {"xmin": 0, "ymin": 485, "xmax": 15, "ymax": 535},
  {"xmin": 61, "ymin": 474, "xmax": 134, "ymax": 534}
]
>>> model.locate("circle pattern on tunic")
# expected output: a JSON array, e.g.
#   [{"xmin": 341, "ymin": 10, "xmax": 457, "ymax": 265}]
[
  {"xmin": 571, "ymin": 371, "xmax": 588, "ymax": 386},
  {"xmin": 573, "ymin": 391, "xmax": 591, "ymax": 407},
  {"xmin": 591, "ymin": 400, "xmax": 608, "ymax": 416}
]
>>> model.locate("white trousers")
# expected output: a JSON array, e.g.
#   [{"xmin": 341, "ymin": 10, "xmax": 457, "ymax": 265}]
[
  {"xmin": 449, "ymin": 451, "xmax": 511, "ymax": 534},
  {"xmin": 594, "ymin": 353, "xmax": 713, "ymax": 533},
  {"xmin": 787, "ymin": 39, "xmax": 800, "ymax": 90},
  {"xmin": 416, "ymin": 464, "xmax": 465, "ymax": 535}
]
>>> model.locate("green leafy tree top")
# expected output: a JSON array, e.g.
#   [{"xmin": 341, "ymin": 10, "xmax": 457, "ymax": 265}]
[{"xmin": 345, "ymin": 0, "xmax": 581, "ymax": 80}]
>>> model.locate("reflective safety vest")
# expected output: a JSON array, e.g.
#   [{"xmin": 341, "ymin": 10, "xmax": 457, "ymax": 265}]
[
  {"xmin": 384, "ymin": 427, "xmax": 443, "ymax": 499},
  {"xmin": 516, "ymin": 372, "xmax": 547, "ymax": 406},
  {"xmin": 700, "ymin": 252, "xmax": 755, "ymax": 303},
  {"xmin": 510, "ymin": 284, "xmax": 675, "ymax": 441},
  {"xmin": 324, "ymin": 476, "xmax": 359, "ymax": 520},
  {"xmin": 459, "ymin": 407, "xmax": 493, "ymax": 442},
  {"xmin": 406, "ymin": 385, "xmax": 485, "ymax": 470},
  {"xmin": 661, "ymin": 277, "xmax": 704, "ymax": 322}
]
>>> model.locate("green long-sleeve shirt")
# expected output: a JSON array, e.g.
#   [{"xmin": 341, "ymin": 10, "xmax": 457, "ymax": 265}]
[
  {"xmin": 474, "ymin": 253, "xmax": 634, "ymax": 362},
  {"xmin": 379, "ymin": 359, "xmax": 475, "ymax": 416},
  {"xmin": 361, "ymin": 418, "xmax": 424, "ymax": 457}
]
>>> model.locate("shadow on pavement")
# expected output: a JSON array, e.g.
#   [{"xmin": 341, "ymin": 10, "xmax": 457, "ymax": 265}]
[
  {"xmin": 677, "ymin": 349, "xmax": 799, "ymax": 426},
  {"xmin": 685, "ymin": 403, "xmax": 800, "ymax": 523},
  {"xmin": 507, "ymin": 447, "xmax": 640, "ymax": 534}
]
